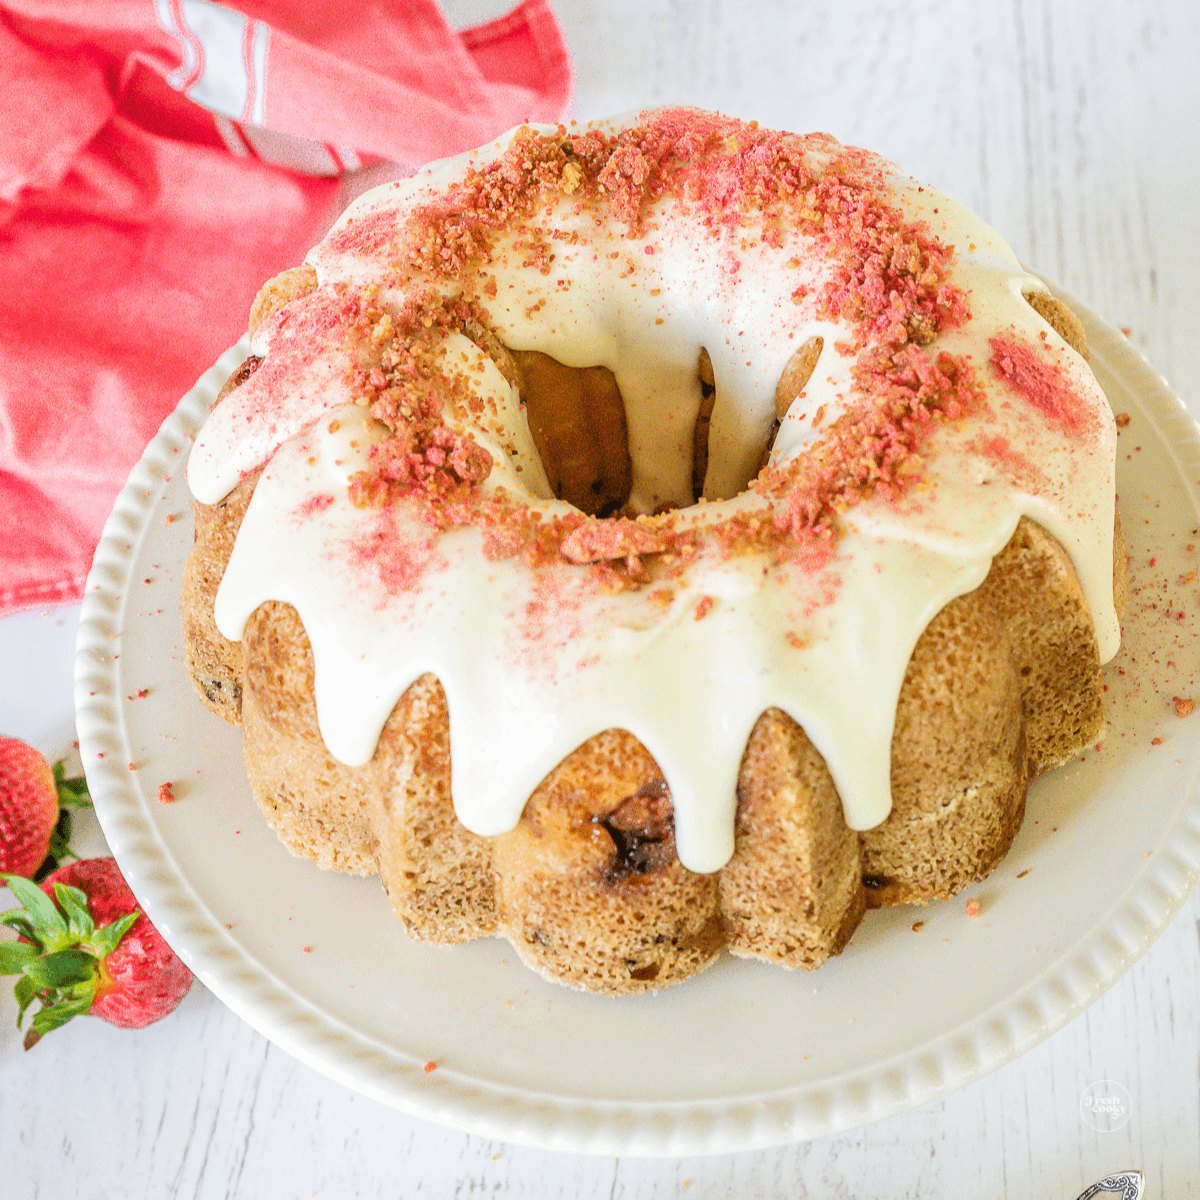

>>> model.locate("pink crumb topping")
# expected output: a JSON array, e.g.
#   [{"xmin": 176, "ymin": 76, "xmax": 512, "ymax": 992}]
[
  {"xmin": 811, "ymin": 176, "xmax": 970, "ymax": 345},
  {"xmin": 227, "ymin": 114, "xmax": 996, "ymax": 607},
  {"xmin": 759, "ymin": 345, "xmax": 981, "ymax": 540},
  {"xmin": 560, "ymin": 518, "xmax": 669, "ymax": 564},
  {"xmin": 989, "ymin": 334, "xmax": 1098, "ymax": 439},
  {"xmin": 969, "ymin": 434, "xmax": 1047, "ymax": 492},
  {"xmin": 294, "ymin": 493, "xmax": 335, "ymax": 521},
  {"xmin": 324, "ymin": 198, "xmax": 406, "ymax": 261},
  {"xmin": 326, "ymin": 111, "xmax": 967, "ymax": 353},
  {"xmin": 367, "ymin": 424, "xmax": 492, "ymax": 496},
  {"xmin": 347, "ymin": 510, "xmax": 445, "ymax": 598},
  {"xmin": 516, "ymin": 570, "xmax": 588, "ymax": 661},
  {"xmin": 207, "ymin": 293, "xmax": 386, "ymax": 489}
]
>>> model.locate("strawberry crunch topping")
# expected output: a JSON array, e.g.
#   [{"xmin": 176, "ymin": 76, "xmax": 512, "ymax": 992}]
[
  {"xmin": 989, "ymin": 333, "xmax": 1098, "ymax": 439},
  {"xmin": 560, "ymin": 517, "xmax": 670, "ymax": 563},
  {"xmin": 759, "ymin": 345, "xmax": 980, "ymax": 541},
  {"xmin": 303, "ymin": 113, "xmax": 981, "ymax": 589},
  {"xmin": 330, "ymin": 111, "xmax": 967, "ymax": 343}
]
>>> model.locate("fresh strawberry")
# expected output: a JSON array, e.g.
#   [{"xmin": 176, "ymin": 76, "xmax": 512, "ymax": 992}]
[
  {"xmin": 0, "ymin": 857, "xmax": 193, "ymax": 1048},
  {"xmin": 0, "ymin": 738, "xmax": 91, "ymax": 880}
]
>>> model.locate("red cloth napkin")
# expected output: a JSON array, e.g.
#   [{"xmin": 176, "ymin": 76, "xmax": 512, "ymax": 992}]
[{"xmin": 0, "ymin": 0, "xmax": 571, "ymax": 616}]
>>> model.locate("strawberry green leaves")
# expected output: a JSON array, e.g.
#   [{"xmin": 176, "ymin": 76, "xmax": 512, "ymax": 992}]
[
  {"xmin": 53, "ymin": 763, "xmax": 92, "ymax": 810},
  {"xmin": 38, "ymin": 762, "xmax": 93, "ymax": 881},
  {"xmin": 2, "ymin": 874, "xmax": 63, "ymax": 936},
  {"xmin": 0, "ymin": 940, "xmax": 40, "ymax": 973},
  {"xmin": 0, "ymin": 872, "xmax": 139, "ymax": 1049}
]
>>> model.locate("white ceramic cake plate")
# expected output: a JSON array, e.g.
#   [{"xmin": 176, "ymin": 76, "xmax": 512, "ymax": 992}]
[{"xmin": 75, "ymin": 289, "xmax": 1200, "ymax": 1155}]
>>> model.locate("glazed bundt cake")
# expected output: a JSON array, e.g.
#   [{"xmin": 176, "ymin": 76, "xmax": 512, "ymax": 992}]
[{"xmin": 182, "ymin": 109, "xmax": 1124, "ymax": 994}]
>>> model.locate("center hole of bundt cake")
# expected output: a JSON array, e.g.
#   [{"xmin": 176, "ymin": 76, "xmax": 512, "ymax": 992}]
[
  {"xmin": 502, "ymin": 337, "xmax": 826, "ymax": 515},
  {"xmin": 514, "ymin": 350, "xmax": 633, "ymax": 517}
]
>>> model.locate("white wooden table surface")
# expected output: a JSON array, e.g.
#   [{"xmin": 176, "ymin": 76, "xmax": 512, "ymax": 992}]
[{"xmin": 4, "ymin": 1, "xmax": 1199, "ymax": 1196}]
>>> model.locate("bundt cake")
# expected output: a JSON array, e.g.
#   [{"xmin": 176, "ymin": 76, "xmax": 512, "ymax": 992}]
[{"xmin": 181, "ymin": 108, "xmax": 1124, "ymax": 994}]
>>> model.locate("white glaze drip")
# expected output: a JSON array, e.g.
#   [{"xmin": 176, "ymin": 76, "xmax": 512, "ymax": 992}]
[{"xmin": 189, "ymin": 111, "xmax": 1119, "ymax": 874}]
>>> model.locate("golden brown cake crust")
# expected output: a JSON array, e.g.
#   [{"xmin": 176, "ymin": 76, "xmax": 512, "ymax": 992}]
[
  {"xmin": 370, "ymin": 675, "xmax": 496, "ymax": 942},
  {"xmin": 240, "ymin": 601, "xmax": 374, "ymax": 873},
  {"xmin": 180, "ymin": 478, "xmax": 255, "ymax": 724},
  {"xmin": 720, "ymin": 708, "xmax": 865, "ymax": 967},
  {"xmin": 976, "ymin": 516, "xmax": 1107, "ymax": 773},
  {"xmin": 182, "ymin": 494, "xmax": 1113, "ymax": 991},
  {"xmin": 860, "ymin": 590, "xmax": 1028, "ymax": 907},
  {"xmin": 248, "ymin": 265, "xmax": 318, "ymax": 338},
  {"xmin": 180, "ymin": 356, "xmax": 265, "ymax": 723},
  {"xmin": 492, "ymin": 731, "xmax": 723, "ymax": 993},
  {"xmin": 1025, "ymin": 290, "xmax": 1090, "ymax": 361}
]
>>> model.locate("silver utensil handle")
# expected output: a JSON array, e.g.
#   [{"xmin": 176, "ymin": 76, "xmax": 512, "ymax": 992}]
[{"xmin": 1076, "ymin": 1172, "xmax": 1145, "ymax": 1200}]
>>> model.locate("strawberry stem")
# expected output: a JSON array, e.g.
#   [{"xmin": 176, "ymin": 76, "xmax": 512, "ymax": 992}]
[
  {"xmin": 53, "ymin": 761, "xmax": 92, "ymax": 809},
  {"xmin": 0, "ymin": 873, "xmax": 139, "ymax": 1048},
  {"xmin": 31, "ymin": 764, "xmax": 93, "ymax": 881}
]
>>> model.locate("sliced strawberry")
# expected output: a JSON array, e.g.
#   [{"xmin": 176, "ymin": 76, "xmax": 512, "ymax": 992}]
[{"xmin": 0, "ymin": 857, "xmax": 192, "ymax": 1048}]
